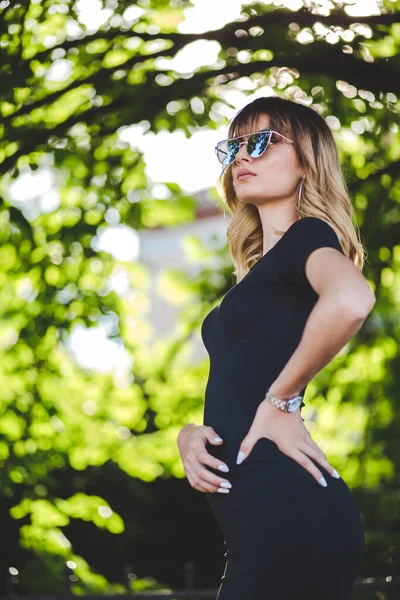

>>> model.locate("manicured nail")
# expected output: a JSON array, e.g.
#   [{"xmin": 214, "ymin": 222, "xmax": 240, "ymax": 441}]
[
  {"xmin": 236, "ymin": 451, "xmax": 245, "ymax": 465},
  {"xmin": 319, "ymin": 476, "xmax": 328, "ymax": 487},
  {"xmin": 218, "ymin": 464, "xmax": 229, "ymax": 472},
  {"xmin": 220, "ymin": 481, "xmax": 232, "ymax": 489},
  {"xmin": 332, "ymin": 469, "xmax": 341, "ymax": 479},
  {"xmin": 213, "ymin": 436, "xmax": 223, "ymax": 442},
  {"xmin": 217, "ymin": 488, "xmax": 230, "ymax": 494}
]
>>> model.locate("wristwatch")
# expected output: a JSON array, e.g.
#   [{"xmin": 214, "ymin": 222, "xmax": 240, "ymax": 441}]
[{"xmin": 264, "ymin": 389, "xmax": 303, "ymax": 413}]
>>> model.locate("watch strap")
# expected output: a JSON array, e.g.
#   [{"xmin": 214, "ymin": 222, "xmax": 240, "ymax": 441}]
[{"xmin": 264, "ymin": 389, "xmax": 303, "ymax": 412}]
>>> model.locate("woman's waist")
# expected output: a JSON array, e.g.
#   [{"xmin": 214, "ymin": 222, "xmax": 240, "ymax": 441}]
[
  {"xmin": 203, "ymin": 382, "xmax": 269, "ymax": 415},
  {"xmin": 205, "ymin": 436, "xmax": 285, "ymax": 470}
]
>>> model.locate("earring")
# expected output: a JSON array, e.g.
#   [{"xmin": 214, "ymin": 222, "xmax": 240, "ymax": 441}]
[
  {"xmin": 223, "ymin": 199, "xmax": 248, "ymax": 238},
  {"xmin": 298, "ymin": 177, "xmax": 304, "ymax": 202}
]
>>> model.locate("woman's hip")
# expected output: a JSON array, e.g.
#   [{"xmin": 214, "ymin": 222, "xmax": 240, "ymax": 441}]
[{"xmin": 206, "ymin": 455, "xmax": 365, "ymax": 559}]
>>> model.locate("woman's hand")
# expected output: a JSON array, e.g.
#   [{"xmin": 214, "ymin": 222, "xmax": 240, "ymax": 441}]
[
  {"xmin": 235, "ymin": 401, "xmax": 341, "ymax": 487},
  {"xmin": 177, "ymin": 424, "xmax": 233, "ymax": 494}
]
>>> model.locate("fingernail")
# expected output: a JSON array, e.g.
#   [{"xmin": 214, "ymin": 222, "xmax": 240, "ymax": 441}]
[
  {"xmin": 332, "ymin": 469, "xmax": 341, "ymax": 479},
  {"xmin": 218, "ymin": 464, "xmax": 229, "ymax": 472},
  {"xmin": 319, "ymin": 476, "xmax": 328, "ymax": 487},
  {"xmin": 236, "ymin": 451, "xmax": 245, "ymax": 465},
  {"xmin": 220, "ymin": 481, "xmax": 232, "ymax": 489},
  {"xmin": 213, "ymin": 436, "xmax": 223, "ymax": 442},
  {"xmin": 217, "ymin": 488, "xmax": 230, "ymax": 494}
]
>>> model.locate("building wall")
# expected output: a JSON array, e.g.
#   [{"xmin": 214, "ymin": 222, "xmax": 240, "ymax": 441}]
[{"xmin": 138, "ymin": 205, "xmax": 227, "ymax": 362}]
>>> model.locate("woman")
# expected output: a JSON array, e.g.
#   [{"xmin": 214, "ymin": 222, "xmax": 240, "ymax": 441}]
[{"xmin": 177, "ymin": 96, "xmax": 376, "ymax": 599}]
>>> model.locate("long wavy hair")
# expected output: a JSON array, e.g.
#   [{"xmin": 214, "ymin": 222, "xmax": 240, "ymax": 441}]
[{"xmin": 218, "ymin": 96, "xmax": 366, "ymax": 283}]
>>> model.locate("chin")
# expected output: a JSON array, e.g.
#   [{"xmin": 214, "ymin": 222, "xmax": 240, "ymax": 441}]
[
  {"xmin": 236, "ymin": 197, "xmax": 265, "ymax": 207},
  {"xmin": 237, "ymin": 191, "xmax": 269, "ymax": 204}
]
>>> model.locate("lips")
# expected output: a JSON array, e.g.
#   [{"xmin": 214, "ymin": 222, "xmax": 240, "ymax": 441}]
[{"xmin": 236, "ymin": 168, "xmax": 256, "ymax": 181}]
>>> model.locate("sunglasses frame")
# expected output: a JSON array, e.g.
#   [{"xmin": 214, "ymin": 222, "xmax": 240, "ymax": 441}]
[{"xmin": 215, "ymin": 128, "xmax": 294, "ymax": 165}]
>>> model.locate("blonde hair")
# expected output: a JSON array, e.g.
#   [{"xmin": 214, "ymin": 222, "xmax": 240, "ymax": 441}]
[{"xmin": 218, "ymin": 96, "xmax": 366, "ymax": 283}]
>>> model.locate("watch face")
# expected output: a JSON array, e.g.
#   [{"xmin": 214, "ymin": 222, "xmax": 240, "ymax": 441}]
[{"xmin": 288, "ymin": 397, "xmax": 302, "ymax": 412}]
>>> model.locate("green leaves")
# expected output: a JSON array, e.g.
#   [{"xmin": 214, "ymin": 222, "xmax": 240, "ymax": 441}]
[{"xmin": 1, "ymin": 0, "xmax": 400, "ymax": 591}]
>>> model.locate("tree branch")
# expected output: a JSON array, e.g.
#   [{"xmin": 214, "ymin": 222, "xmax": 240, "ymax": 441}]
[
  {"xmin": 28, "ymin": 7, "xmax": 400, "ymax": 64},
  {"xmin": 0, "ymin": 50, "xmax": 397, "ymax": 174}
]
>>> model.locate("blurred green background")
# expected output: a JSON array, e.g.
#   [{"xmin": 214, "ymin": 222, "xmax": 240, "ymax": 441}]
[{"xmin": 0, "ymin": 0, "xmax": 400, "ymax": 595}]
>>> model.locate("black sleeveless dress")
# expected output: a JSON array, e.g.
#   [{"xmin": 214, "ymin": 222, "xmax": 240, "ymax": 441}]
[{"xmin": 201, "ymin": 217, "xmax": 365, "ymax": 600}]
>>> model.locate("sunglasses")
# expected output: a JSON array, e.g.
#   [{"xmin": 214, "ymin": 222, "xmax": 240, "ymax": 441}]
[{"xmin": 215, "ymin": 128, "xmax": 294, "ymax": 165}]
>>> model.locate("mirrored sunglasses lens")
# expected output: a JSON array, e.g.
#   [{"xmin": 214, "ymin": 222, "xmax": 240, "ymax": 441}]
[
  {"xmin": 247, "ymin": 131, "xmax": 271, "ymax": 157},
  {"xmin": 216, "ymin": 139, "xmax": 240, "ymax": 165},
  {"xmin": 225, "ymin": 139, "xmax": 240, "ymax": 164}
]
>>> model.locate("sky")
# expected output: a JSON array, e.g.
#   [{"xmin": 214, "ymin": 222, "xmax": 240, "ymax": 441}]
[{"xmin": 7, "ymin": 0, "xmax": 382, "ymax": 374}]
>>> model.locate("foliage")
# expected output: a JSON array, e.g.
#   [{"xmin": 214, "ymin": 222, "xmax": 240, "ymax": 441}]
[{"xmin": 0, "ymin": 0, "xmax": 400, "ymax": 592}]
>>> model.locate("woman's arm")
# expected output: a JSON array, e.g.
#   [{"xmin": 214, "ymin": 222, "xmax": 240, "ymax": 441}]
[
  {"xmin": 235, "ymin": 247, "xmax": 376, "ymax": 484},
  {"xmin": 269, "ymin": 246, "xmax": 376, "ymax": 399}
]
